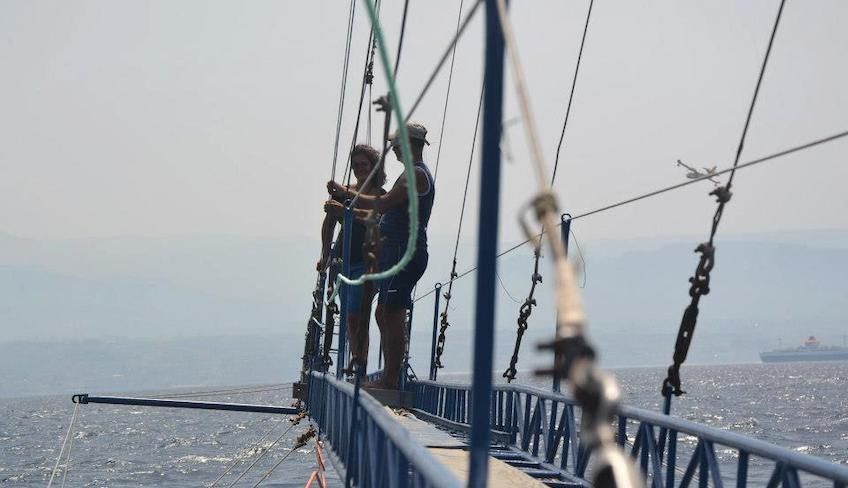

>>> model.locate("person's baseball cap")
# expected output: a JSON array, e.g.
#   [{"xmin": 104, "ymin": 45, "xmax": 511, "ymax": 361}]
[{"xmin": 389, "ymin": 122, "xmax": 430, "ymax": 147}]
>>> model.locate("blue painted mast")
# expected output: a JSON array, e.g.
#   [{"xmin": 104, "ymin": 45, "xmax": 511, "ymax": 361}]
[{"xmin": 468, "ymin": 1, "xmax": 505, "ymax": 485}]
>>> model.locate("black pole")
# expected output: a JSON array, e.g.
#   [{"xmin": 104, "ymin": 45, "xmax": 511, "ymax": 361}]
[{"xmin": 72, "ymin": 394, "xmax": 299, "ymax": 415}]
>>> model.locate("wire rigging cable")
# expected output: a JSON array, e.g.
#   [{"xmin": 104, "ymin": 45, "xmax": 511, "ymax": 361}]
[
  {"xmin": 502, "ymin": 0, "xmax": 594, "ymax": 382},
  {"xmin": 208, "ymin": 416, "xmax": 279, "ymax": 487},
  {"xmin": 494, "ymin": 3, "xmax": 641, "ymax": 484},
  {"xmin": 662, "ymin": 0, "xmax": 787, "ymax": 400},
  {"xmin": 433, "ymin": 81, "xmax": 484, "ymax": 370},
  {"xmin": 224, "ymin": 421, "xmax": 298, "ymax": 487},
  {"xmin": 331, "ymin": 0, "xmax": 358, "ymax": 181},
  {"xmin": 412, "ymin": 128, "xmax": 848, "ymax": 303},
  {"xmin": 342, "ymin": 0, "xmax": 382, "ymax": 185},
  {"xmin": 393, "ymin": 0, "xmax": 410, "ymax": 79},
  {"xmin": 551, "ymin": 0, "xmax": 594, "ymax": 185},
  {"xmin": 433, "ymin": 0, "xmax": 466, "ymax": 180},
  {"xmin": 47, "ymin": 403, "xmax": 78, "ymax": 488},
  {"xmin": 159, "ymin": 384, "xmax": 292, "ymax": 399},
  {"xmin": 404, "ymin": 0, "xmax": 483, "ymax": 123}
]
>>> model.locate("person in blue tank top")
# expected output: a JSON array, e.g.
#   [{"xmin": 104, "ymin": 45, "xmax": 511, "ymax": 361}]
[{"xmin": 327, "ymin": 122, "xmax": 434, "ymax": 389}]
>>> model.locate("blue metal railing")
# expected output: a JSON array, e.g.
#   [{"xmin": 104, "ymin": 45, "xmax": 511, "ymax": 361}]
[
  {"xmin": 308, "ymin": 371, "xmax": 462, "ymax": 488},
  {"xmin": 412, "ymin": 380, "xmax": 848, "ymax": 488}
]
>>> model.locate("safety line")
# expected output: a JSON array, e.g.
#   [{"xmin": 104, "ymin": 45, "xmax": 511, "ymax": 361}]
[
  {"xmin": 433, "ymin": 0, "xmax": 466, "ymax": 180},
  {"xmin": 412, "ymin": 128, "xmax": 848, "ymax": 303}
]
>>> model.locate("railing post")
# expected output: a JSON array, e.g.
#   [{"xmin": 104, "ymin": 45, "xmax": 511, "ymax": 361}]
[
  {"xmin": 337, "ymin": 202, "xmax": 353, "ymax": 378},
  {"xmin": 429, "ymin": 283, "xmax": 442, "ymax": 381},
  {"xmin": 553, "ymin": 213, "xmax": 572, "ymax": 393},
  {"xmin": 401, "ymin": 303, "xmax": 414, "ymax": 390},
  {"xmin": 469, "ymin": 1, "xmax": 505, "ymax": 485}
]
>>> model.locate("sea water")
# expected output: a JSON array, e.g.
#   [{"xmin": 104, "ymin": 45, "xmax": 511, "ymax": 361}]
[{"xmin": 2, "ymin": 362, "xmax": 846, "ymax": 487}]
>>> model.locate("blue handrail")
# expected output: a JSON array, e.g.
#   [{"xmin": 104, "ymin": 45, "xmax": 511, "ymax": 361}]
[
  {"xmin": 412, "ymin": 380, "xmax": 848, "ymax": 487},
  {"xmin": 308, "ymin": 372, "xmax": 462, "ymax": 488}
]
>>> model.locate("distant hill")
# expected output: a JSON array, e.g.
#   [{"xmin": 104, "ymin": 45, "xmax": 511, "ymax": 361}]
[
  {"xmin": 1, "ymin": 229, "xmax": 846, "ymax": 397},
  {"xmin": 0, "ymin": 265, "xmax": 291, "ymax": 341}
]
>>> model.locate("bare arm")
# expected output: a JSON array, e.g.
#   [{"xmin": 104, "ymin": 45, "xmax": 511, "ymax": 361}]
[{"xmin": 327, "ymin": 168, "xmax": 428, "ymax": 212}]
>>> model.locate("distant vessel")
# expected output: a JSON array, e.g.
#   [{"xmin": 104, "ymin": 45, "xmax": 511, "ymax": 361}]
[{"xmin": 760, "ymin": 336, "xmax": 848, "ymax": 363}]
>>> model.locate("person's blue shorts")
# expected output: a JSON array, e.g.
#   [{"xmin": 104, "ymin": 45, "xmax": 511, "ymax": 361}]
[{"xmin": 377, "ymin": 242, "xmax": 428, "ymax": 310}]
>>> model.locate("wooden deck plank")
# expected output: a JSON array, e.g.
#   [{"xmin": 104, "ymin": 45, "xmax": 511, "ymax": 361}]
[
  {"xmin": 387, "ymin": 407, "xmax": 465, "ymax": 447},
  {"xmin": 427, "ymin": 448, "xmax": 551, "ymax": 487}
]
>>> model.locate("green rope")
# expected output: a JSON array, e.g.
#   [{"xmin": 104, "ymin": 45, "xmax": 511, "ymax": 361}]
[{"xmin": 327, "ymin": 0, "xmax": 418, "ymax": 301}]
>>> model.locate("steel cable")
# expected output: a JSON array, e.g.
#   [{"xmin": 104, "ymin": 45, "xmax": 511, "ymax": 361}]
[
  {"xmin": 551, "ymin": 0, "xmax": 594, "ymax": 185},
  {"xmin": 224, "ymin": 421, "xmax": 298, "ymax": 487},
  {"xmin": 433, "ymin": 0, "xmax": 466, "ymax": 180},
  {"xmin": 662, "ymin": 0, "xmax": 788, "ymax": 399},
  {"xmin": 331, "ymin": 0, "xmax": 358, "ymax": 181},
  {"xmin": 208, "ymin": 416, "xmax": 279, "ymax": 487},
  {"xmin": 47, "ymin": 403, "xmax": 78, "ymax": 488},
  {"xmin": 503, "ymin": 0, "xmax": 594, "ymax": 381},
  {"xmin": 404, "ymin": 0, "xmax": 483, "ymax": 123},
  {"xmin": 433, "ymin": 81, "xmax": 484, "ymax": 369},
  {"xmin": 412, "ymin": 126, "xmax": 848, "ymax": 302},
  {"xmin": 342, "ymin": 0, "xmax": 381, "ymax": 185}
]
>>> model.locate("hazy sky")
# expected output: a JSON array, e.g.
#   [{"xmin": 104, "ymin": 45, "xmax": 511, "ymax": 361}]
[{"xmin": 2, "ymin": 0, "xmax": 847, "ymax": 246}]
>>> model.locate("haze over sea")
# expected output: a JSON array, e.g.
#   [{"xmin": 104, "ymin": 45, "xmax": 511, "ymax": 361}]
[{"xmin": 3, "ymin": 362, "xmax": 846, "ymax": 487}]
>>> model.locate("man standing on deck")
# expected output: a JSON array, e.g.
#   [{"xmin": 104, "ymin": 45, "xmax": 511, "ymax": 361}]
[{"xmin": 327, "ymin": 122, "xmax": 435, "ymax": 389}]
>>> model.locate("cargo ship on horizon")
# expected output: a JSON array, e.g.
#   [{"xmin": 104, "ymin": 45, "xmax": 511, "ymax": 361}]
[{"xmin": 760, "ymin": 336, "xmax": 848, "ymax": 363}]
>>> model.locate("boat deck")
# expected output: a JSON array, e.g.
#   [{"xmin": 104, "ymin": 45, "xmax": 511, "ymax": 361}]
[{"xmin": 387, "ymin": 407, "xmax": 583, "ymax": 488}]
